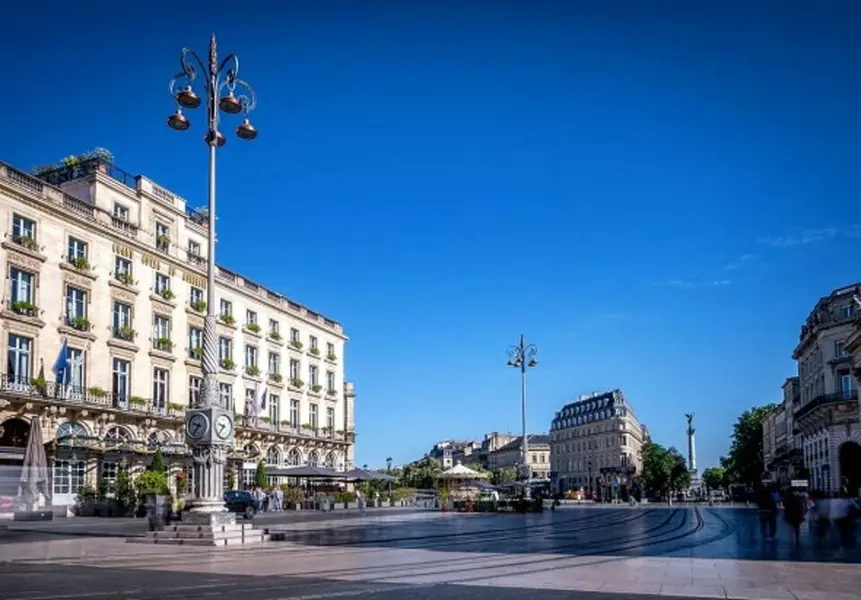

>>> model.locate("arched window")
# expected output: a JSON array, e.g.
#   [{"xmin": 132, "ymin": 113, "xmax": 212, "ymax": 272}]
[
  {"xmin": 323, "ymin": 452, "xmax": 336, "ymax": 469},
  {"xmin": 286, "ymin": 448, "xmax": 301, "ymax": 466},
  {"xmin": 307, "ymin": 450, "xmax": 319, "ymax": 467},
  {"xmin": 104, "ymin": 426, "xmax": 132, "ymax": 448},
  {"xmin": 56, "ymin": 421, "xmax": 88, "ymax": 445},
  {"xmin": 147, "ymin": 430, "xmax": 173, "ymax": 449},
  {"xmin": 266, "ymin": 446, "xmax": 281, "ymax": 466},
  {"xmin": 243, "ymin": 443, "xmax": 260, "ymax": 458}
]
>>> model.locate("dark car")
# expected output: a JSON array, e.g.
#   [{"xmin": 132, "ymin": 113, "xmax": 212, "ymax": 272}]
[{"xmin": 224, "ymin": 490, "xmax": 257, "ymax": 519}]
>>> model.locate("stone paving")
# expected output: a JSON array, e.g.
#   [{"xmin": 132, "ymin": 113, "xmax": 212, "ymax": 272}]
[{"xmin": 0, "ymin": 506, "xmax": 858, "ymax": 599}]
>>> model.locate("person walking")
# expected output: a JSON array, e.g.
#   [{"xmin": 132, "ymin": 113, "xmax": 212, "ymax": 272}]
[
  {"xmin": 756, "ymin": 484, "xmax": 778, "ymax": 540},
  {"xmin": 783, "ymin": 488, "xmax": 805, "ymax": 546}
]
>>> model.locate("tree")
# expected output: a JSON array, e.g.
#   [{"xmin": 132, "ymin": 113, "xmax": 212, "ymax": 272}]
[
  {"xmin": 254, "ymin": 460, "xmax": 267, "ymax": 488},
  {"xmin": 397, "ymin": 455, "xmax": 442, "ymax": 489},
  {"xmin": 491, "ymin": 467, "xmax": 517, "ymax": 485},
  {"xmin": 722, "ymin": 404, "xmax": 775, "ymax": 487},
  {"xmin": 641, "ymin": 442, "xmax": 691, "ymax": 498},
  {"xmin": 702, "ymin": 466, "xmax": 726, "ymax": 491},
  {"xmin": 150, "ymin": 449, "xmax": 166, "ymax": 473}
]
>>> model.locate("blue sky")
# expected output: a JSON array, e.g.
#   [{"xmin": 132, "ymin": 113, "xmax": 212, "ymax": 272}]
[{"xmin": 4, "ymin": 1, "xmax": 861, "ymax": 470}]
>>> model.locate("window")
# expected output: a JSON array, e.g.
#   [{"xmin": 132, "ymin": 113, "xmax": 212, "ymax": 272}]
[
  {"xmin": 53, "ymin": 459, "xmax": 85, "ymax": 497},
  {"xmin": 155, "ymin": 222, "xmax": 170, "ymax": 252},
  {"xmin": 68, "ymin": 348, "xmax": 85, "ymax": 394},
  {"xmin": 189, "ymin": 376, "xmax": 201, "ymax": 407},
  {"xmin": 114, "ymin": 256, "xmax": 132, "ymax": 283},
  {"xmin": 620, "ymin": 435, "xmax": 627, "ymax": 446},
  {"xmin": 309, "ymin": 404, "xmax": 318, "ymax": 429},
  {"xmin": 326, "ymin": 342, "xmax": 335, "ymax": 359},
  {"xmin": 12, "ymin": 214, "xmax": 36, "ymax": 241},
  {"xmin": 269, "ymin": 319, "xmax": 279, "ymax": 335},
  {"xmin": 112, "ymin": 358, "xmax": 130, "ymax": 401},
  {"xmin": 326, "ymin": 370, "xmax": 336, "ymax": 392},
  {"xmin": 68, "ymin": 237, "xmax": 87, "ymax": 262},
  {"xmin": 100, "ymin": 461, "xmax": 118, "ymax": 490},
  {"xmin": 244, "ymin": 388, "xmax": 255, "ymax": 416},
  {"xmin": 65, "ymin": 285, "xmax": 88, "ymax": 323},
  {"xmin": 268, "ymin": 395, "xmax": 279, "ymax": 428},
  {"xmin": 841, "ymin": 374, "xmax": 854, "ymax": 398},
  {"xmin": 153, "ymin": 368, "xmax": 169, "ymax": 409},
  {"xmin": 112, "ymin": 302, "xmax": 133, "ymax": 339},
  {"xmin": 7, "ymin": 334, "xmax": 32, "ymax": 384},
  {"xmin": 268, "ymin": 352, "xmax": 280, "ymax": 375},
  {"xmin": 245, "ymin": 345, "xmax": 258, "ymax": 368},
  {"xmin": 287, "ymin": 448, "xmax": 301, "ymax": 466},
  {"xmin": 220, "ymin": 299, "xmax": 232, "ymax": 318},
  {"xmin": 188, "ymin": 239, "xmax": 201, "ymax": 257},
  {"xmin": 309, "ymin": 365, "xmax": 319, "ymax": 387},
  {"xmin": 246, "ymin": 310, "xmax": 257, "ymax": 326},
  {"xmin": 219, "ymin": 337, "xmax": 233, "ymax": 362},
  {"xmin": 113, "ymin": 203, "xmax": 129, "ymax": 221},
  {"xmin": 289, "ymin": 359, "xmax": 300, "ymax": 380},
  {"xmin": 290, "ymin": 399, "xmax": 300, "ymax": 428},
  {"xmin": 310, "ymin": 336, "xmax": 318, "ymax": 352},
  {"xmin": 266, "ymin": 446, "xmax": 281, "ymax": 466},
  {"xmin": 836, "ymin": 341, "xmax": 849, "ymax": 358},
  {"xmin": 326, "ymin": 407, "xmax": 335, "ymax": 430},
  {"xmin": 189, "ymin": 286, "xmax": 204, "ymax": 307},
  {"xmin": 153, "ymin": 315, "xmax": 171, "ymax": 350},
  {"xmin": 154, "ymin": 273, "xmax": 171, "ymax": 296},
  {"xmin": 840, "ymin": 304, "xmax": 857, "ymax": 319},
  {"xmin": 189, "ymin": 327, "xmax": 202, "ymax": 358},
  {"xmin": 9, "ymin": 267, "xmax": 34, "ymax": 308},
  {"xmin": 219, "ymin": 383, "xmax": 233, "ymax": 411},
  {"xmin": 290, "ymin": 328, "xmax": 300, "ymax": 343}
]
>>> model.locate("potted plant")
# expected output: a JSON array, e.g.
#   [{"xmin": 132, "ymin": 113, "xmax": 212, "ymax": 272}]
[
  {"xmin": 246, "ymin": 322, "xmax": 261, "ymax": 333},
  {"xmin": 31, "ymin": 375, "xmax": 48, "ymax": 397},
  {"xmin": 310, "ymin": 347, "xmax": 320, "ymax": 356},
  {"xmin": 155, "ymin": 337, "xmax": 173, "ymax": 352},
  {"xmin": 190, "ymin": 299, "xmax": 206, "ymax": 312},
  {"xmin": 311, "ymin": 383, "xmax": 322, "ymax": 393},
  {"xmin": 158, "ymin": 288, "xmax": 175, "ymax": 301},
  {"xmin": 156, "ymin": 234, "xmax": 171, "ymax": 249},
  {"xmin": 128, "ymin": 396, "xmax": 147, "ymax": 408},
  {"xmin": 269, "ymin": 330, "xmax": 281, "ymax": 341},
  {"xmin": 135, "ymin": 470, "xmax": 170, "ymax": 531},
  {"xmin": 70, "ymin": 255, "xmax": 90, "ymax": 270},
  {"xmin": 221, "ymin": 358, "xmax": 235, "ymax": 370},
  {"xmin": 269, "ymin": 372, "xmax": 283, "ymax": 384},
  {"xmin": 327, "ymin": 352, "xmax": 338, "ymax": 361},
  {"xmin": 117, "ymin": 272, "xmax": 135, "ymax": 285},
  {"xmin": 70, "ymin": 316, "xmax": 90, "ymax": 331},
  {"xmin": 289, "ymin": 377, "xmax": 304, "ymax": 389},
  {"xmin": 11, "ymin": 300, "xmax": 36, "ymax": 316},
  {"xmin": 219, "ymin": 313, "xmax": 235, "ymax": 326},
  {"xmin": 191, "ymin": 347, "xmax": 203, "ymax": 359},
  {"xmin": 74, "ymin": 484, "xmax": 97, "ymax": 516},
  {"xmin": 279, "ymin": 419, "xmax": 291, "ymax": 431},
  {"xmin": 245, "ymin": 364, "xmax": 261, "ymax": 377},
  {"xmin": 117, "ymin": 326, "xmax": 135, "ymax": 341},
  {"xmin": 290, "ymin": 339, "xmax": 304, "ymax": 350},
  {"xmin": 282, "ymin": 486, "xmax": 303, "ymax": 510}
]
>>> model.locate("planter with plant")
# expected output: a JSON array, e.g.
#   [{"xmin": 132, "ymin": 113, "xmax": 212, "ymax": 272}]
[
  {"xmin": 155, "ymin": 338, "xmax": 173, "ymax": 352},
  {"xmin": 279, "ymin": 420, "xmax": 292, "ymax": 430},
  {"xmin": 69, "ymin": 316, "xmax": 91, "ymax": 331},
  {"xmin": 221, "ymin": 358, "xmax": 235, "ymax": 370},
  {"xmin": 289, "ymin": 377, "xmax": 304, "ymax": 389},
  {"xmin": 311, "ymin": 384, "xmax": 322, "ymax": 393},
  {"xmin": 245, "ymin": 365, "xmax": 261, "ymax": 377},
  {"xmin": 301, "ymin": 423, "xmax": 316, "ymax": 435},
  {"xmin": 327, "ymin": 352, "xmax": 338, "ymax": 361},
  {"xmin": 156, "ymin": 234, "xmax": 171, "ymax": 249},
  {"xmin": 326, "ymin": 389, "xmax": 338, "ymax": 397},
  {"xmin": 70, "ymin": 255, "xmax": 90, "ymax": 270},
  {"xmin": 128, "ymin": 396, "xmax": 147, "ymax": 408},
  {"xmin": 190, "ymin": 346, "xmax": 203, "ymax": 359},
  {"xmin": 168, "ymin": 402, "xmax": 184, "ymax": 414},
  {"xmin": 116, "ymin": 326, "xmax": 135, "ymax": 341},
  {"xmin": 31, "ymin": 376, "xmax": 48, "ymax": 397},
  {"xmin": 268, "ymin": 330, "xmax": 281, "ymax": 341},
  {"xmin": 74, "ymin": 484, "xmax": 98, "ymax": 516},
  {"xmin": 10, "ymin": 300, "xmax": 36, "ymax": 316},
  {"xmin": 117, "ymin": 272, "xmax": 135, "ymax": 285},
  {"xmin": 136, "ymin": 470, "xmax": 170, "ymax": 531},
  {"xmin": 310, "ymin": 347, "xmax": 320, "ymax": 356},
  {"xmin": 290, "ymin": 340, "xmax": 304, "ymax": 350},
  {"xmin": 113, "ymin": 468, "xmax": 137, "ymax": 517},
  {"xmin": 246, "ymin": 322, "xmax": 261, "ymax": 333},
  {"xmin": 88, "ymin": 386, "xmax": 106, "ymax": 399},
  {"xmin": 190, "ymin": 299, "xmax": 206, "ymax": 312},
  {"xmin": 219, "ymin": 314, "xmax": 235, "ymax": 326},
  {"xmin": 269, "ymin": 372, "xmax": 283, "ymax": 384},
  {"xmin": 13, "ymin": 235, "xmax": 39, "ymax": 252},
  {"xmin": 158, "ymin": 288, "xmax": 175, "ymax": 301}
]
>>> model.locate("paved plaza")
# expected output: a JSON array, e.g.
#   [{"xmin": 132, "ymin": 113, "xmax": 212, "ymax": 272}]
[{"xmin": 1, "ymin": 506, "xmax": 859, "ymax": 600}]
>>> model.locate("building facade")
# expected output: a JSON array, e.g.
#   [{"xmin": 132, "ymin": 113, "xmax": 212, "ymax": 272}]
[
  {"xmin": 478, "ymin": 431, "xmax": 519, "ymax": 469},
  {"xmin": 763, "ymin": 377, "xmax": 802, "ymax": 487},
  {"xmin": 429, "ymin": 440, "xmax": 481, "ymax": 469},
  {"xmin": 486, "ymin": 434, "xmax": 550, "ymax": 479},
  {"xmin": 0, "ymin": 156, "xmax": 356, "ymax": 507},
  {"xmin": 792, "ymin": 284, "xmax": 861, "ymax": 494},
  {"xmin": 549, "ymin": 389, "xmax": 645, "ymax": 496}
]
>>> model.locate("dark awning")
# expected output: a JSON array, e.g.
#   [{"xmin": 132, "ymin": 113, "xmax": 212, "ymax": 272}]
[{"xmin": 266, "ymin": 465, "xmax": 344, "ymax": 478}]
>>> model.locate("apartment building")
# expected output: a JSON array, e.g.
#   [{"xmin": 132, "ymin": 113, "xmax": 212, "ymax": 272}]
[
  {"xmin": 478, "ymin": 431, "xmax": 519, "ymax": 469},
  {"xmin": 486, "ymin": 434, "xmax": 550, "ymax": 479},
  {"xmin": 0, "ymin": 153, "xmax": 356, "ymax": 506},
  {"xmin": 549, "ymin": 389, "xmax": 645, "ymax": 496},
  {"xmin": 762, "ymin": 377, "xmax": 802, "ymax": 487},
  {"xmin": 792, "ymin": 284, "xmax": 861, "ymax": 494}
]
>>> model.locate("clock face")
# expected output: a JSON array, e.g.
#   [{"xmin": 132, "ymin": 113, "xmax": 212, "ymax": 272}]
[
  {"xmin": 215, "ymin": 414, "xmax": 233, "ymax": 440},
  {"xmin": 186, "ymin": 413, "xmax": 209, "ymax": 440}
]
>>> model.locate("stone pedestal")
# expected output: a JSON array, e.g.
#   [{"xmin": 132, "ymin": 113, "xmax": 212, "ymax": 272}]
[{"xmin": 129, "ymin": 511, "xmax": 269, "ymax": 547}]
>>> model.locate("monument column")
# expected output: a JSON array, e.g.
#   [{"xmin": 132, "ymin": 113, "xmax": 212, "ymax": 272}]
[{"xmin": 685, "ymin": 413, "xmax": 697, "ymax": 475}]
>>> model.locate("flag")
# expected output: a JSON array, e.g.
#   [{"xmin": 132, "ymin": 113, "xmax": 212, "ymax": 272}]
[
  {"xmin": 51, "ymin": 341, "xmax": 70, "ymax": 396},
  {"xmin": 259, "ymin": 386, "xmax": 268, "ymax": 412}
]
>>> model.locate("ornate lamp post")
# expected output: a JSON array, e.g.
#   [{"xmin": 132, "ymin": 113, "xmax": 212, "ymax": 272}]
[
  {"xmin": 506, "ymin": 335, "xmax": 537, "ymax": 499},
  {"xmin": 168, "ymin": 34, "xmax": 258, "ymax": 521}
]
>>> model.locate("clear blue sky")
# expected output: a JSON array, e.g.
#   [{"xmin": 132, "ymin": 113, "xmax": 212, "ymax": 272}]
[{"xmin": 4, "ymin": 1, "xmax": 861, "ymax": 470}]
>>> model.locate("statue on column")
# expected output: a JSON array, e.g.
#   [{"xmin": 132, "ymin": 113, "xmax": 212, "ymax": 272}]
[{"xmin": 685, "ymin": 413, "xmax": 697, "ymax": 476}]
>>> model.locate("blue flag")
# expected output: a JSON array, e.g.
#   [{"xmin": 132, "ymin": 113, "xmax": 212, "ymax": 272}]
[{"xmin": 52, "ymin": 341, "xmax": 69, "ymax": 386}]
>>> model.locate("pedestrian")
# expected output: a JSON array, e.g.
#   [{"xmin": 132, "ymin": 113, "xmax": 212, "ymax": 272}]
[
  {"xmin": 756, "ymin": 484, "xmax": 778, "ymax": 540},
  {"xmin": 274, "ymin": 486, "xmax": 284, "ymax": 511},
  {"xmin": 783, "ymin": 488, "xmax": 805, "ymax": 546}
]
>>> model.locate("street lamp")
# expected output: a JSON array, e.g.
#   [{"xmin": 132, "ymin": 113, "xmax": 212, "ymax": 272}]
[
  {"xmin": 507, "ymin": 334, "xmax": 537, "ymax": 499},
  {"xmin": 170, "ymin": 34, "xmax": 258, "ymax": 520}
]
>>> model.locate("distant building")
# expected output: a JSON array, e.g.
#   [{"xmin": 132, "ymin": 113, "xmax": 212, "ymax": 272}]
[
  {"xmin": 429, "ymin": 440, "xmax": 481, "ymax": 469},
  {"xmin": 478, "ymin": 431, "xmax": 519, "ymax": 469},
  {"xmin": 792, "ymin": 284, "xmax": 861, "ymax": 494},
  {"xmin": 549, "ymin": 389, "xmax": 645, "ymax": 497},
  {"xmin": 486, "ymin": 434, "xmax": 550, "ymax": 479}
]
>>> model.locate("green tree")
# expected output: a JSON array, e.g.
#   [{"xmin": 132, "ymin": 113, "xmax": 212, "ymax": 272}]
[
  {"xmin": 226, "ymin": 470, "xmax": 237, "ymax": 491},
  {"xmin": 150, "ymin": 449, "xmax": 166, "ymax": 473},
  {"xmin": 702, "ymin": 466, "xmax": 726, "ymax": 491},
  {"xmin": 667, "ymin": 447, "xmax": 691, "ymax": 493},
  {"xmin": 254, "ymin": 460, "xmax": 268, "ymax": 488},
  {"xmin": 114, "ymin": 468, "xmax": 137, "ymax": 511},
  {"xmin": 397, "ymin": 455, "xmax": 442, "ymax": 489},
  {"xmin": 722, "ymin": 404, "xmax": 775, "ymax": 487},
  {"xmin": 642, "ymin": 442, "xmax": 691, "ymax": 498},
  {"xmin": 491, "ymin": 467, "xmax": 518, "ymax": 485}
]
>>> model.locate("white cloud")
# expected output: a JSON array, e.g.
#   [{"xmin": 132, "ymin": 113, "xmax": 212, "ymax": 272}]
[
  {"xmin": 723, "ymin": 254, "xmax": 758, "ymax": 271},
  {"xmin": 758, "ymin": 228, "xmax": 837, "ymax": 248}
]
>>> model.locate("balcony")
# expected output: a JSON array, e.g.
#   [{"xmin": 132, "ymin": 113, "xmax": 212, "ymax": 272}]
[{"xmin": 794, "ymin": 390, "xmax": 859, "ymax": 425}]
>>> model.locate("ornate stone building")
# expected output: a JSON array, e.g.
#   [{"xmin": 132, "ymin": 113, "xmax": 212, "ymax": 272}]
[
  {"xmin": 792, "ymin": 284, "xmax": 861, "ymax": 494},
  {"xmin": 549, "ymin": 389, "xmax": 645, "ymax": 497},
  {"xmin": 486, "ymin": 434, "xmax": 550, "ymax": 479},
  {"xmin": 0, "ymin": 155, "xmax": 356, "ymax": 507}
]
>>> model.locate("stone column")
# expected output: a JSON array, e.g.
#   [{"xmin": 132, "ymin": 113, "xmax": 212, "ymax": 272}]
[{"xmin": 686, "ymin": 415, "xmax": 697, "ymax": 475}]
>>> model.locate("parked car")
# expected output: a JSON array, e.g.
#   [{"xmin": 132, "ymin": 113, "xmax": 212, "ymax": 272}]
[{"xmin": 224, "ymin": 490, "xmax": 257, "ymax": 519}]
